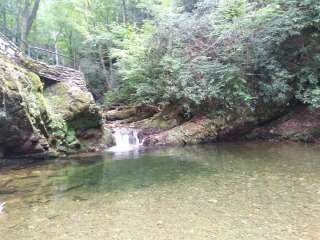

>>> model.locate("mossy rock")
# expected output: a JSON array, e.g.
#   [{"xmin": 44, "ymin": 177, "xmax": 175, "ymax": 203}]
[
  {"xmin": 144, "ymin": 117, "xmax": 222, "ymax": 146},
  {"xmin": 0, "ymin": 51, "xmax": 102, "ymax": 157},
  {"xmin": 0, "ymin": 55, "xmax": 52, "ymax": 155},
  {"xmin": 307, "ymin": 127, "xmax": 320, "ymax": 138},
  {"xmin": 106, "ymin": 107, "xmax": 137, "ymax": 121}
]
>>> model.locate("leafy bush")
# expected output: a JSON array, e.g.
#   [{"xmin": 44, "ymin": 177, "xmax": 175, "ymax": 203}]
[{"xmin": 112, "ymin": 0, "xmax": 320, "ymax": 117}]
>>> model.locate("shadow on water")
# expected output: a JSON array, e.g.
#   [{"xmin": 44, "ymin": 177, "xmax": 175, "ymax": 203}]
[
  {"xmin": 1, "ymin": 142, "xmax": 320, "ymax": 240},
  {"xmin": 1, "ymin": 142, "xmax": 320, "ymax": 205},
  {"xmin": 0, "ymin": 146, "xmax": 221, "ymax": 204},
  {"xmin": 49, "ymin": 148, "xmax": 220, "ymax": 195}
]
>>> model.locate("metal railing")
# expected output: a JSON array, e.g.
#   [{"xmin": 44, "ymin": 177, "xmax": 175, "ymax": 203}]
[{"xmin": 0, "ymin": 28, "xmax": 79, "ymax": 69}]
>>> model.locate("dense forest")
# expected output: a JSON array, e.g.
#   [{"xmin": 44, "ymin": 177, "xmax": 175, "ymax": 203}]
[{"xmin": 1, "ymin": 0, "xmax": 319, "ymax": 117}]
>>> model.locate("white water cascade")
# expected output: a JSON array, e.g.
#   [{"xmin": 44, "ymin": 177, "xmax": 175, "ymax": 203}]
[{"xmin": 107, "ymin": 128, "xmax": 143, "ymax": 152}]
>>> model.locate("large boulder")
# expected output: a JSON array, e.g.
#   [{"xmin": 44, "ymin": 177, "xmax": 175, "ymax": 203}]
[
  {"xmin": 0, "ymin": 50, "xmax": 104, "ymax": 157},
  {"xmin": 142, "ymin": 103, "xmax": 290, "ymax": 146},
  {"xmin": 105, "ymin": 105, "xmax": 160, "ymax": 122},
  {"xmin": 43, "ymin": 69, "xmax": 102, "ymax": 132},
  {"xmin": 143, "ymin": 116, "xmax": 224, "ymax": 146},
  {"xmin": 244, "ymin": 105, "xmax": 320, "ymax": 143},
  {"xmin": 0, "ymin": 54, "xmax": 53, "ymax": 156}
]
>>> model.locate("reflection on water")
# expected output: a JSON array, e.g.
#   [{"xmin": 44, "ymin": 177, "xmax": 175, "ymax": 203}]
[{"xmin": 0, "ymin": 142, "xmax": 320, "ymax": 240}]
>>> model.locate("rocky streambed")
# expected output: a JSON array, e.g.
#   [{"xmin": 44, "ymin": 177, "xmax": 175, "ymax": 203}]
[{"xmin": 104, "ymin": 104, "xmax": 320, "ymax": 148}]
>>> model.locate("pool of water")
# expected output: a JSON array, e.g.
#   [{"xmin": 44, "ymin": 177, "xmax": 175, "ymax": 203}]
[{"xmin": 0, "ymin": 142, "xmax": 320, "ymax": 240}]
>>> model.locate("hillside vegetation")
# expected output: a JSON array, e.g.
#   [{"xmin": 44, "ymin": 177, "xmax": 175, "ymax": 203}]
[
  {"xmin": 112, "ymin": 0, "xmax": 320, "ymax": 120},
  {"xmin": 1, "ymin": 0, "xmax": 320, "ymax": 147}
]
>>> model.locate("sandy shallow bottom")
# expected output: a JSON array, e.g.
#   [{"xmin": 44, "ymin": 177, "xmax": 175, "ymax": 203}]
[{"xmin": 0, "ymin": 142, "xmax": 320, "ymax": 240}]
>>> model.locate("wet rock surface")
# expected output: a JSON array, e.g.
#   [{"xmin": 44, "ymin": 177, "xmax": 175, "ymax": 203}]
[
  {"xmin": 143, "ymin": 116, "xmax": 223, "ymax": 146},
  {"xmin": 0, "ymin": 35, "xmax": 104, "ymax": 158},
  {"xmin": 0, "ymin": 55, "xmax": 51, "ymax": 156},
  {"xmin": 244, "ymin": 105, "xmax": 320, "ymax": 143},
  {"xmin": 106, "ymin": 103, "xmax": 318, "ymax": 147},
  {"xmin": 105, "ymin": 105, "xmax": 160, "ymax": 122}
]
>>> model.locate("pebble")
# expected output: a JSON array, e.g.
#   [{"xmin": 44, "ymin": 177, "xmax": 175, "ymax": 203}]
[
  {"xmin": 157, "ymin": 220, "xmax": 163, "ymax": 225},
  {"xmin": 241, "ymin": 219, "xmax": 248, "ymax": 224},
  {"xmin": 208, "ymin": 199, "xmax": 218, "ymax": 204},
  {"xmin": 72, "ymin": 196, "xmax": 88, "ymax": 201},
  {"xmin": 47, "ymin": 212, "xmax": 59, "ymax": 219}
]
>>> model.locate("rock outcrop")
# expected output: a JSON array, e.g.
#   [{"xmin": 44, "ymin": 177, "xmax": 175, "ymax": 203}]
[
  {"xmin": 141, "ymin": 104, "xmax": 320, "ymax": 146},
  {"xmin": 244, "ymin": 105, "xmax": 320, "ymax": 143},
  {"xmin": 0, "ymin": 54, "xmax": 54, "ymax": 156},
  {"xmin": 104, "ymin": 102, "xmax": 291, "ymax": 147},
  {"xmin": 143, "ymin": 116, "xmax": 223, "ymax": 145},
  {"xmin": 105, "ymin": 105, "xmax": 160, "ymax": 122},
  {"xmin": 0, "ymin": 36, "xmax": 104, "ymax": 158}
]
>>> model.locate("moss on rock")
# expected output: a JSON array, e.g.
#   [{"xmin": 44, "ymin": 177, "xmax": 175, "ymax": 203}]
[
  {"xmin": 144, "ymin": 116, "xmax": 224, "ymax": 146},
  {"xmin": 0, "ymin": 52, "xmax": 104, "ymax": 157},
  {"xmin": 0, "ymin": 54, "xmax": 51, "ymax": 155}
]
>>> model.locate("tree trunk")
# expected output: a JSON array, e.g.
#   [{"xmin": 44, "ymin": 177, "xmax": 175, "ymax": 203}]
[
  {"xmin": 108, "ymin": 41, "xmax": 113, "ymax": 87},
  {"xmin": 13, "ymin": 0, "xmax": 22, "ymax": 43},
  {"xmin": 168, "ymin": 0, "xmax": 173, "ymax": 52},
  {"xmin": 67, "ymin": 31, "xmax": 76, "ymax": 67},
  {"xmin": 20, "ymin": 0, "xmax": 41, "ymax": 51},
  {"xmin": 53, "ymin": 30, "xmax": 61, "ymax": 65},
  {"xmin": 104, "ymin": 0, "xmax": 111, "ymax": 25},
  {"xmin": 26, "ymin": 0, "xmax": 40, "ymax": 34},
  {"xmin": 54, "ymin": 43, "xmax": 59, "ymax": 65},
  {"xmin": 20, "ymin": 0, "xmax": 30, "ymax": 51},
  {"xmin": 1, "ymin": 3, "xmax": 7, "ymax": 35},
  {"xmin": 99, "ymin": 44, "xmax": 112, "ymax": 91},
  {"xmin": 122, "ymin": 0, "xmax": 128, "ymax": 25}
]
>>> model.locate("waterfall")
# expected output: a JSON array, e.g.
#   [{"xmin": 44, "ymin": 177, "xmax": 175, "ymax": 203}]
[{"xmin": 108, "ymin": 128, "xmax": 142, "ymax": 152}]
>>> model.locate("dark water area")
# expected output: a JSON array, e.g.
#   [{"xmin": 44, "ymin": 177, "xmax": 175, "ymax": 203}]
[{"xmin": 0, "ymin": 142, "xmax": 319, "ymax": 239}]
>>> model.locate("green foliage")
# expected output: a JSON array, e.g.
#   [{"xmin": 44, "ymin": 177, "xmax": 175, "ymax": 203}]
[
  {"xmin": 113, "ymin": 0, "xmax": 320, "ymax": 117},
  {"xmin": 2, "ymin": 0, "xmax": 320, "ymax": 117}
]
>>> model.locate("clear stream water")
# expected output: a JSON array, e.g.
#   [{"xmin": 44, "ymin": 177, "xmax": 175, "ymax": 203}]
[{"xmin": 0, "ymin": 142, "xmax": 319, "ymax": 240}]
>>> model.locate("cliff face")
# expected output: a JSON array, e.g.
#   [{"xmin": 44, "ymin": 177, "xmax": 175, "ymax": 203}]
[
  {"xmin": 0, "ymin": 55, "xmax": 51, "ymax": 156},
  {"xmin": 0, "ymin": 45, "xmax": 103, "ymax": 157}
]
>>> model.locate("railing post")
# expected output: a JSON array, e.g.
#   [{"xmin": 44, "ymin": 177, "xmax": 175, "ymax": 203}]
[
  {"xmin": 0, "ymin": 29, "xmax": 79, "ymax": 70},
  {"xmin": 54, "ymin": 42, "xmax": 59, "ymax": 65},
  {"xmin": 73, "ymin": 47, "xmax": 77, "ymax": 69}
]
